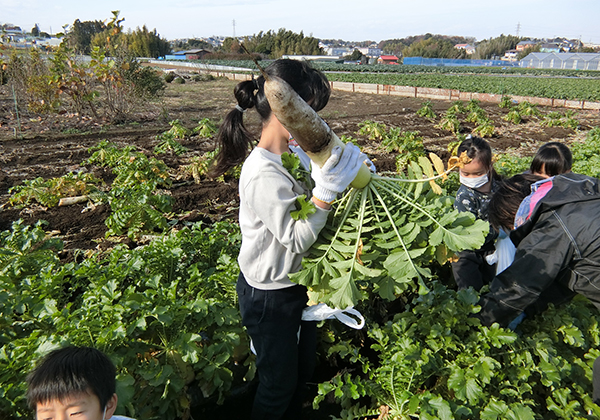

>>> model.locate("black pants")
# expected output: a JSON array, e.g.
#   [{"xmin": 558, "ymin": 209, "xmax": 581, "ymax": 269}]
[
  {"xmin": 237, "ymin": 273, "xmax": 317, "ymax": 420},
  {"xmin": 452, "ymin": 249, "xmax": 496, "ymax": 291},
  {"xmin": 594, "ymin": 356, "xmax": 600, "ymax": 405}
]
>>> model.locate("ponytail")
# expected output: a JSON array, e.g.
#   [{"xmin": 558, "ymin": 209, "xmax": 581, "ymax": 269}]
[{"xmin": 211, "ymin": 79, "xmax": 258, "ymax": 178}]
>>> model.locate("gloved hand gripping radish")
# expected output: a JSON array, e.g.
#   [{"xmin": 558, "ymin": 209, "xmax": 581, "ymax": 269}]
[
  {"xmin": 311, "ymin": 144, "xmax": 367, "ymax": 204},
  {"xmin": 263, "ymin": 73, "xmax": 372, "ymax": 189}
]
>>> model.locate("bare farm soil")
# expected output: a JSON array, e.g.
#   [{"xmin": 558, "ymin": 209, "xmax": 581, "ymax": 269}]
[{"xmin": 1, "ymin": 75, "xmax": 600, "ymax": 255}]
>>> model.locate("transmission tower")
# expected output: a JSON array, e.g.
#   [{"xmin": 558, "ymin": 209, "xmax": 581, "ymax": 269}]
[
  {"xmin": 516, "ymin": 22, "xmax": 521, "ymax": 37},
  {"xmin": 233, "ymin": 19, "xmax": 236, "ymax": 38}
]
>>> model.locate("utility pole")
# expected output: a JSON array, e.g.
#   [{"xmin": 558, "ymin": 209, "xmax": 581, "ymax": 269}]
[{"xmin": 516, "ymin": 22, "xmax": 521, "ymax": 37}]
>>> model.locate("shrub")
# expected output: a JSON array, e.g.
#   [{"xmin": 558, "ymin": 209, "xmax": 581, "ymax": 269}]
[
  {"xmin": 164, "ymin": 72, "xmax": 176, "ymax": 83},
  {"xmin": 173, "ymin": 77, "xmax": 185, "ymax": 84},
  {"xmin": 193, "ymin": 73, "xmax": 215, "ymax": 82},
  {"xmin": 124, "ymin": 63, "xmax": 165, "ymax": 99}
]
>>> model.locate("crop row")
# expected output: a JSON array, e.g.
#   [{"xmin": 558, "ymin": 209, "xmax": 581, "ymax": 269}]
[
  {"xmin": 199, "ymin": 60, "xmax": 600, "ymax": 78},
  {"xmin": 324, "ymin": 72, "xmax": 600, "ymax": 102}
]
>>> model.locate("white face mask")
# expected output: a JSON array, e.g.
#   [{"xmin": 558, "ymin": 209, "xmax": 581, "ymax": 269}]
[
  {"xmin": 460, "ymin": 173, "xmax": 489, "ymax": 189},
  {"xmin": 102, "ymin": 405, "xmax": 107, "ymax": 420}
]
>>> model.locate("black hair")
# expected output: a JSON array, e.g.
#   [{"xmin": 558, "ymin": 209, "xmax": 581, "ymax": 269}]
[
  {"xmin": 530, "ymin": 142, "xmax": 572, "ymax": 177},
  {"xmin": 488, "ymin": 173, "xmax": 545, "ymax": 232},
  {"xmin": 211, "ymin": 58, "xmax": 331, "ymax": 178},
  {"xmin": 457, "ymin": 135, "xmax": 501, "ymax": 180},
  {"xmin": 26, "ymin": 346, "xmax": 116, "ymax": 410}
]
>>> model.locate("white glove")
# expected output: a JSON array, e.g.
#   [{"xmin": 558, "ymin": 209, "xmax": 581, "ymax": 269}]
[{"xmin": 311, "ymin": 144, "xmax": 366, "ymax": 203}]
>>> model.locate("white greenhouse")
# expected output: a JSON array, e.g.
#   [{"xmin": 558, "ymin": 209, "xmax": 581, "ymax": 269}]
[{"xmin": 520, "ymin": 52, "xmax": 600, "ymax": 70}]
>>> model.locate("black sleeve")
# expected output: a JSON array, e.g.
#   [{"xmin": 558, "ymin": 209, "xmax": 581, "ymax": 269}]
[{"xmin": 477, "ymin": 213, "xmax": 575, "ymax": 327}]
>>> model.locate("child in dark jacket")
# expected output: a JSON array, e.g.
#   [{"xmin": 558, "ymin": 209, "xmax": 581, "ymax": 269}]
[
  {"xmin": 452, "ymin": 136, "xmax": 501, "ymax": 290},
  {"xmin": 480, "ymin": 172, "xmax": 600, "ymax": 405}
]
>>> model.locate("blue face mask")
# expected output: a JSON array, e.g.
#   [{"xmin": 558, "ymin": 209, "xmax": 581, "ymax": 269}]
[{"xmin": 460, "ymin": 173, "xmax": 489, "ymax": 189}]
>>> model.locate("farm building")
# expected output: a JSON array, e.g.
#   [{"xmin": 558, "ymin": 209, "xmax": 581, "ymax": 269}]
[
  {"xmin": 161, "ymin": 51, "xmax": 187, "ymax": 60},
  {"xmin": 184, "ymin": 49, "xmax": 211, "ymax": 60},
  {"xmin": 520, "ymin": 52, "xmax": 600, "ymax": 70},
  {"xmin": 378, "ymin": 55, "xmax": 399, "ymax": 64}
]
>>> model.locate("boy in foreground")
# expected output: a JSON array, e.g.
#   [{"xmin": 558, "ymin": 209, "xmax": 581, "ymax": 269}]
[{"xmin": 27, "ymin": 346, "xmax": 133, "ymax": 420}]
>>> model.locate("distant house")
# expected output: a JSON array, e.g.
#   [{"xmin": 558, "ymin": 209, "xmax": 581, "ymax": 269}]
[
  {"xmin": 455, "ymin": 43, "xmax": 476, "ymax": 55},
  {"xmin": 378, "ymin": 55, "xmax": 399, "ymax": 64},
  {"xmin": 37, "ymin": 37, "xmax": 62, "ymax": 48},
  {"xmin": 184, "ymin": 49, "xmax": 211, "ymax": 60},
  {"xmin": 516, "ymin": 40, "xmax": 537, "ymax": 51},
  {"xmin": 539, "ymin": 43, "xmax": 561, "ymax": 53},
  {"xmin": 502, "ymin": 49, "xmax": 519, "ymax": 62},
  {"xmin": 357, "ymin": 47, "xmax": 383, "ymax": 57},
  {"xmin": 328, "ymin": 47, "xmax": 352, "ymax": 56}
]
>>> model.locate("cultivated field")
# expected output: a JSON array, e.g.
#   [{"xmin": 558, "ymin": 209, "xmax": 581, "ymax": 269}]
[{"xmin": 3, "ymin": 73, "xmax": 600, "ymax": 418}]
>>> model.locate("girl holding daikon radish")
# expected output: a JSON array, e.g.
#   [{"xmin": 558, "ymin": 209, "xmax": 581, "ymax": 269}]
[{"xmin": 212, "ymin": 59, "xmax": 370, "ymax": 419}]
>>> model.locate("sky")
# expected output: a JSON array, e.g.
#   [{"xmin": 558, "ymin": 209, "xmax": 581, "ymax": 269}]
[{"xmin": 2, "ymin": 0, "xmax": 600, "ymax": 45}]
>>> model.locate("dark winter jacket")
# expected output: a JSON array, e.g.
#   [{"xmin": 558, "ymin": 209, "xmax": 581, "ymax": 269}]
[{"xmin": 478, "ymin": 172, "xmax": 600, "ymax": 327}]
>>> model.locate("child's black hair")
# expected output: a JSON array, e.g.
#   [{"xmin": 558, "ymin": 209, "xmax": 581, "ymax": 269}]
[
  {"xmin": 530, "ymin": 142, "xmax": 572, "ymax": 177},
  {"xmin": 26, "ymin": 346, "xmax": 116, "ymax": 410},
  {"xmin": 457, "ymin": 135, "xmax": 501, "ymax": 180},
  {"xmin": 488, "ymin": 173, "xmax": 545, "ymax": 232},
  {"xmin": 211, "ymin": 58, "xmax": 331, "ymax": 178}
]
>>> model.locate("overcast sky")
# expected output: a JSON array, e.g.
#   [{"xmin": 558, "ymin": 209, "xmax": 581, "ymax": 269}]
[{"xmin": 3, "ymin": 0, "xmax": 599, "ymax": 45}]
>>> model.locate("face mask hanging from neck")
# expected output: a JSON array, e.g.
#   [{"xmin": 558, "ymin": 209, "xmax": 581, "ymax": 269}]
[{"xmin": 460, "ymin": 173, "xmax": 489, "ymax": 189}]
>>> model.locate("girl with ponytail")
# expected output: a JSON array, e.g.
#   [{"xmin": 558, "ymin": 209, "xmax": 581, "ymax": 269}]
[{"xmin": 213, "ymin": 59, "xmax": 367, "ymax": 419}]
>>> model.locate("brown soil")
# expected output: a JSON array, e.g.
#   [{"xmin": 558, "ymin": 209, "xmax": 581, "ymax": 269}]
[{"xmin": 2, "ymin": 75, "xmax": 600, "ymax": 256}]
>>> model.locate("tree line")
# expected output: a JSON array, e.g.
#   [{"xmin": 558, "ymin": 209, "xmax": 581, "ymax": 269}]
[
  {"xmin": 222, "ymin": 29, "xmax": 322, "ymax": 58},
  {"xmin": 64, "ymin": 13, "xmax": 171, "ymax": 58}
]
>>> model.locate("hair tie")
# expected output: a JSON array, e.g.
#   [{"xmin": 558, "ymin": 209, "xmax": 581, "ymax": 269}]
[{"xmin": 235, "ymin": 104, "xmax": 246, "ymax": 113}]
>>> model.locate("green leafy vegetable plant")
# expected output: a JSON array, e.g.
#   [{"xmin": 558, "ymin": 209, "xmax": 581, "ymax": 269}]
[
  {"xmin": 503, "ymin": 108, "xmax": 523, "ymax": 124},
  {"xmin": 154, "ymin": 120, "xmax": 190, "ymax": 155},
  {"xmin": 541, "ymin": 111, "xmax": 578, "ymax": 129},
  {"xmin": 472, "ymin": 118, "xmax": 495, "ymax": 138},
  {"xmin": 193, "ymin": 118, "xmax": 218, "ymax": 138},
  {"xmin": 437, "ymin": 114, "xmax": 461, "ymax": 134},
  {"xmin": 315, "ymin": 283, "xmax": 600, "ymax": 419},
  {"xmin": 499, "ymin": 95, "xmax": 513, "ymax": 108},
  {"xmin": 572, "ymin": 127, "xmax": 600, "ymax": 177},
  {"xmin": 8, "ymin": 172, "xmax": 104, "ymax": 208},
  {"xmin": 416, "ymin": 100, "xmax": 436, "ymax": 119},
  {"xmin": 0, "ymin": 220, "xmax": 246, "ymax": 420},
  {"xmin": 357, "ymin": 120, "xmax": 387, "ymax": 140},
  {"xmin": 291, "ymin": 154, "xmax": 488, "ymax": 309}
]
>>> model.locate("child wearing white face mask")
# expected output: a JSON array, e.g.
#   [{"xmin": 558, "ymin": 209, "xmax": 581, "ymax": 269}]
[
  {"xmin": 452, "ymin": 135, "xmax": 502, "ymax": 291},
  {"xmin": 27, "ymin": 346, "xmax": 135, "ymax": 420}
]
